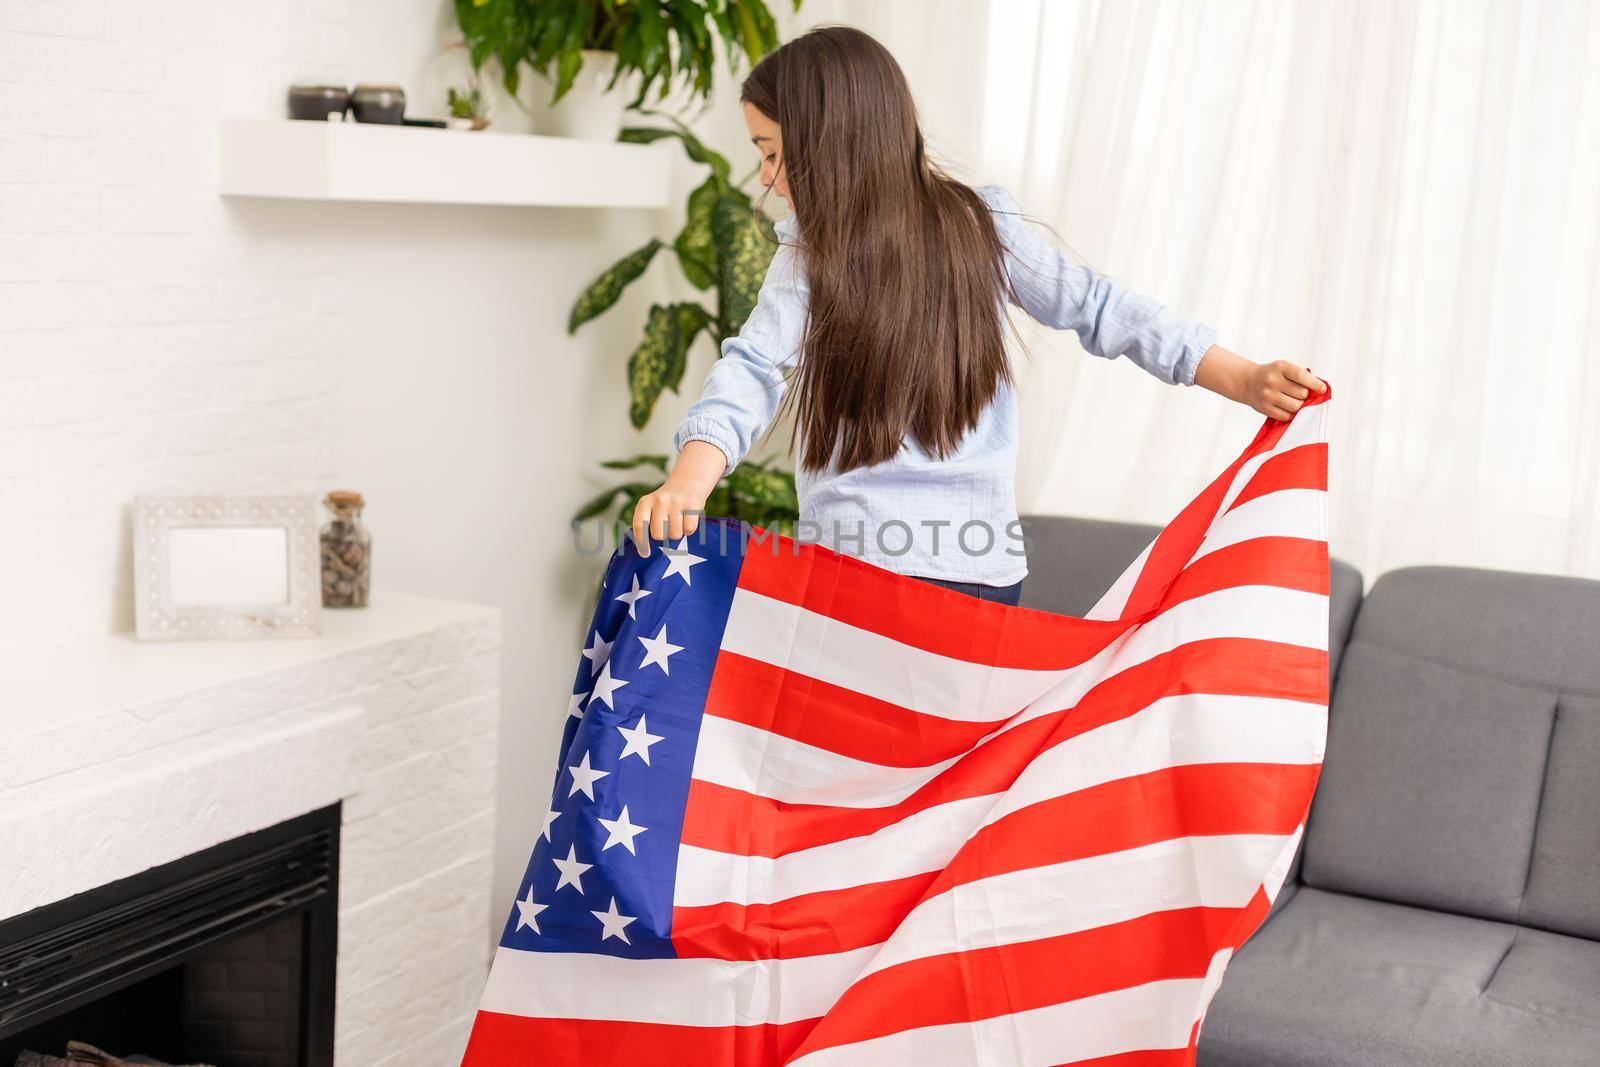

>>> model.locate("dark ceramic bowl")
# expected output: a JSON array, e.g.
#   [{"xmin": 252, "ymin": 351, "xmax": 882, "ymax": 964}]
[
  {"xmin": 287, "ymin": 84, "xmax": 349, "ymax": 121},
  {"xmin": 349, "ymin": 84, "xmax": 406, "ymax": 124}
]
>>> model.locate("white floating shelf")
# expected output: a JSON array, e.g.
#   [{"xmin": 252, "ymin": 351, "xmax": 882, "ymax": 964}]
[{"xmin": 217, "ymin": 118, "xmax": 672, "ymax": 209}]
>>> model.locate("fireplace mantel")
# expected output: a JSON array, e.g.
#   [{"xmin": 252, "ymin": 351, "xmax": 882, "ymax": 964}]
[{"xmin": 0, "ymin": 593, "xmax": 502, "ymax": 1065}]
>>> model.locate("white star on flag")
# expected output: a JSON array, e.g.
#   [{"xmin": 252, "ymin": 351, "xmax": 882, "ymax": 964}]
[
  {"xmin": 541, "ymin": 809, "xmax": 560, "ymax": 841},
  {"xmin": 515, "ymin": 887, "xmax": 548, "ymax": 933},
  {"xmin": 589, "ymin": 661, "xmax": 629, "ymax": 709},
  {"xmin": 552, "ymin": 845, "xmax": 592, "ymax": 894},
  {"xmin": 661, "ymin": 538, "xmax": 707, "ymax": 584},
  {"xmin": 580, "ymin": 632, "xmax": 612, "ymax": 676},
  {"xmin": 637, "ymin": 624, "xmax": 685, "ymax": 674},
  {"xmin": 617, "ymin": 715, "xmax": 665, "ymax": 766},
  {"xmin": 615, "ymin": 574, "xmax": 653, "ymax": 619},
  {"xmin": 597, "ymin": 805, "xmax": 648, "ymax": 854},
  {"xmin": 567, "ymin": 692, "xmax": 586, "ymax": 719},
  {"xmin": 591, "ymin": 896, "xmax": 637, "ymax": 943},
  {"xmin": 566, "ymin": 750, "xmax": 611, "ymax": 800}
]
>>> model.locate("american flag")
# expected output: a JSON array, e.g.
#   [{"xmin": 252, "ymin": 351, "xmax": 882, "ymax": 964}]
[{"xmin": 462, "ymin": 383, "xmax": 1333, "ymax": 1066}]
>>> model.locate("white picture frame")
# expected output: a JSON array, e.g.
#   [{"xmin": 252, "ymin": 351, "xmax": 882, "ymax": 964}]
[{"xmin": 132, "ymin": 494, "xmax": 323, "ymax": 640}]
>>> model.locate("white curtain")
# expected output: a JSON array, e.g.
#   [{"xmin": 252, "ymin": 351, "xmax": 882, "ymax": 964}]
[
  {"xmin": 978, "ymin": 0, "xmax": 1600, "ymax": 583},
  {"xmin": 776, "ymin": 0, "xmax": 1600, "ymax": 582}
]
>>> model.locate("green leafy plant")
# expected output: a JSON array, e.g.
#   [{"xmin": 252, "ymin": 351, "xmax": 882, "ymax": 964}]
[
  {"xmin": 455, "ymin": 0, "xmax": 801, "ymax": 109},
  {"xmin": 568, "ymin": 111, "xmax": 799, "ymax": 535},
  {"xmin": 447, "ymin": 85, "xmax": 486, "ymax": 119}
]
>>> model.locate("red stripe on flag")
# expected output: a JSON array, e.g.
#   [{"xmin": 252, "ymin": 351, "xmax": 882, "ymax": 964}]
[
  {"xmin": 735, "ymin": 535, "xmax": 1135, "ymax": 670},
  {"xmin": 931, "ymin": 761, "xmax": 1322, "ymax": 899},
  {"xmin": 1049, "ymin": 1052, "xmax": 1197, "ymax": 1067},
  {"xmin": 703, "ymin": 652, "xmax": 1006, "ymax": 767},
  {"xmin": 460, "ymin": 1010, "xmax": 816, "ymax": 1067},
  {"xmin": 672, "ymin": 872, "xmax": 936, "ymax": 961},
  {"xmin": 1159, "ymin": 536, "xmax": 1330, "ymax": 612},
  {"xmin": 790, "ymin": 905, "xmax": 1242, "ymax": 1058},
  {"xmin": 1228, "ymin": 442, "xmax": 1328, "ymax": 511}
]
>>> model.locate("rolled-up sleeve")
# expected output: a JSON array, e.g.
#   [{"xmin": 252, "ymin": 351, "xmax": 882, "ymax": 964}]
[
  {"xmin": 673, "ymin": 237, "xmax": 809, "ymax": 476},
  {"xmin": 978, "ymin": 183, "xmax": 1216, "ymax": 387}
]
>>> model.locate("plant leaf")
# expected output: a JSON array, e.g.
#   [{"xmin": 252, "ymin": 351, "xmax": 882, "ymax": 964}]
[
  {"xmin": 574, "ymin": 477, "xmax": 658, "ymax": 523},
  {"xmin": 636, "ymin": 2, "xmax": 668, "ymax": 90},
  {"xmin": 667, "ymin": 301, "xmax": 713, "ymax": 393},
  {"xmin": 710, "ymin": 189, "xmax": 772, "ymax": 335},
  {"xmin": 599, "ymin": 454, "xmax": 670, "ymax": 472},
  {"xmin": 550, "ymin": 3, "xmax": 593, "ymax": 101},
  {"xmin": 674, "ymin": 176, "xmax": 721, "ymax": 290},
  {"xmin": 573, "ymin": 483, "xmax": 629, "ymax": 521},
  {"xmin": 627, "ymin": 303, "xmax": 683, "ymax": 429},
  {"xmin": 727, "ymin": 461, "xmax": 799, "ymax": 514},
  {"xmin": 732, "ymin": 0, "xmax": 766, "ymax": 65},
  {"xmin": 569, "ymin": 238, "xmax": 663, "ymax": 334}
]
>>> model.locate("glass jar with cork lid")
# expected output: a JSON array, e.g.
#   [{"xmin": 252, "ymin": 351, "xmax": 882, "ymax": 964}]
[{"xmin": 320, "ymin": 489, "xmax": 371, "ymax": 607}]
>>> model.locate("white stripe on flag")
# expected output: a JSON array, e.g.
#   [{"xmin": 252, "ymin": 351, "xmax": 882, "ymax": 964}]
[
  {"xmin": 1117, "ymin": 584, "xmax": 1328, "ymax": 661},
  {"xmin": 720, "ymin": 589, "xmax": 1078, "ymax": 722},
  {"xmin": 476, "ymin": 943, "xmax": 876, "ymax": 1028},
  {"xmin": 1189, "ymin": 488, "xmax": 1327, "ymax": 564},
  {"xmin": 858, "ymin": 833, "xmax": 1292, "ymax": 979},
  {"xmin": 1262, "ymin": 821, "xmax": 1306, "ymax": 904},
  {"xmin": 674, "ymin": 794, "xmax": 997, "ymax": 908},
  {"xmin": 981, "ymin": 692, "xmax": 1327, "ymax": 829},
  {"xmin": 691, "ymin": 715, "xmax": 968, "ymax": 808}
]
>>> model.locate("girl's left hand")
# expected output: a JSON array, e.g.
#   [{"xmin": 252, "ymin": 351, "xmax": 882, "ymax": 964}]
[{"xmin": 1240, "ymin": 359, "xmax": 1327, "ymax": 421}]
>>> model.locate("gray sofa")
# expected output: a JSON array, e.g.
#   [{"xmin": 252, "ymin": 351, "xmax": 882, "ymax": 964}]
[{"xmin": 1019, "ymin": 514, "xmax": 1600, "ymax": 1066}]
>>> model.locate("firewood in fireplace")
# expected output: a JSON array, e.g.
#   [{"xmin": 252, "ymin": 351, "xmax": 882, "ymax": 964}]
[{"xmin": 12, "ymin": 1041, "xmax": 217, "ymax": 1067}]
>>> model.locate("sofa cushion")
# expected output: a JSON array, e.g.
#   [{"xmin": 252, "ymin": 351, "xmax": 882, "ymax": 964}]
[
  {"xmin": 1301, "ymin": 638, "xmax": 1558, "ymax": 922},
  {"xmin": 1336, "ymin": 566, "xmax": 1600, "ymax": 694},
  {"xmin": 1520, "ymin": 693, "xmax": 1600, "ymax": 939},
  {"xmin": 1301, "ymin": 564, "xmax": 1600, "ymax": 925},
  {"xmin": 1197, "ymin": 886, "xmax": 1600, "ymax": 1066}
]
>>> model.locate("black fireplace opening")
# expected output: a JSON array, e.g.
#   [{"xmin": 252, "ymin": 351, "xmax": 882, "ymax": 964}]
[{"xmin": 0, "ymin": 805, "xmax": 339, "ymax": 1067}]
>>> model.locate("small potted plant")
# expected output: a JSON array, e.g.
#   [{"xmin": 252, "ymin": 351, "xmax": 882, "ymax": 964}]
[{"xmin": 446, "ymin": 84, "xmax": 490, "ymax": 131}]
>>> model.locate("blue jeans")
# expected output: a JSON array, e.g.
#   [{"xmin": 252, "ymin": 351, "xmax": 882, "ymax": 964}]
[{"xmin": 911, "ymin": 574, "xmax": 1024, "ymax": 606}]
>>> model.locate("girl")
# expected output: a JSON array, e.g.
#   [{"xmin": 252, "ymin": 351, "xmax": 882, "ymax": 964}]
[{"xmin": 632, "ymin": 24, "xmax": 1325, "ymax": 607}]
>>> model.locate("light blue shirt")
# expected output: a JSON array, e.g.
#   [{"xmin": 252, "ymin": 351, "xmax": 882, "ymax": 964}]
[{"xmin": 672, "ymin": 183, "xmax": 1218, "ymax": 585}]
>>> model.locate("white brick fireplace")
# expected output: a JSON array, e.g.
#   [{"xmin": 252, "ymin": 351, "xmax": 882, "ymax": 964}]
[{"xmin": 0, "ymin": 593, "xmax": 502, "ymax": 1065}]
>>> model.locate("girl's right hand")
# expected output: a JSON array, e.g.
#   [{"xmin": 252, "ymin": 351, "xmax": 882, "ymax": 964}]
[
  {"xmin": 629, "ymin": 440, "xmax": 728, "ymax": 555},
  {"xmin": 631, "ymin": 481, "xmax": 709, "ymax": 553}
]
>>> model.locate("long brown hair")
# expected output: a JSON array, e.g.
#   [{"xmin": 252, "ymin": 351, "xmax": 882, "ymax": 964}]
[{"xmin": 742, "ymin": 24, "xmax": 1028, "ymax": 474}]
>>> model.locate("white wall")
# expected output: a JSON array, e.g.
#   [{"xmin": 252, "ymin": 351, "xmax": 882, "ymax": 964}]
[{"xmin": 0, "ymin": 0, "xmax": 714, "ymax": 938}]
